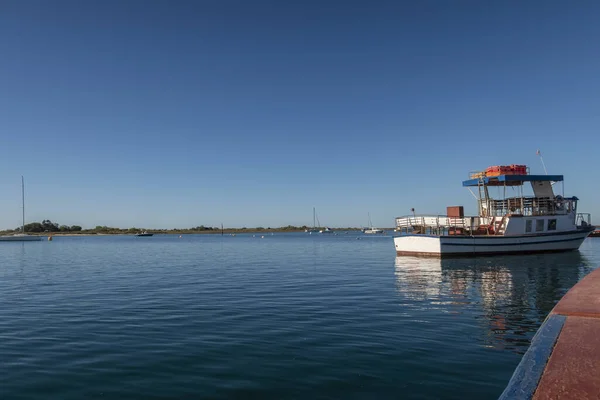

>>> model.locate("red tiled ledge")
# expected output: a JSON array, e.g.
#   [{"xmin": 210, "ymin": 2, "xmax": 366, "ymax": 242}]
[{"xmin": 499, "ymin": 267, "xmax": 600, "ymax": 399}]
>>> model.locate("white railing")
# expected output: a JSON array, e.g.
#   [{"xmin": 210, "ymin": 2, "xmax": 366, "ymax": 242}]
[
  {"xmin": 486, "ymin": 196, "xmax": 575, "ymax": 217},
  {"xmin": 395, "ymin": 215, "xmax": 483, "ymax": 234},
  {"xmin": 576, "ymin": 213, "xmax": 592, "ymax": 227}
]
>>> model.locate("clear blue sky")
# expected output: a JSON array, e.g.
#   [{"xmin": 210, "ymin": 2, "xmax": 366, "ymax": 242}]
[{"xmin": 1, "ymin": 0, "xmax": 599, "ymax": 229}]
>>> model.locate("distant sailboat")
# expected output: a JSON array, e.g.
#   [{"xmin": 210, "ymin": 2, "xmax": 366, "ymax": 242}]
[
  {"xmin": 305, "ymin": 207, "xmax": 319, "ymax": 234},
  {"xmin": 318, "ymin": 212, "xmax": 333, "ymax": 234},
  {"xmin": 0, "ymin": 176, "xmax": 43, "ymax": 242},
  {"xmin": 363, "ymin": 212, "xmax": 384, "ymax": 234}
]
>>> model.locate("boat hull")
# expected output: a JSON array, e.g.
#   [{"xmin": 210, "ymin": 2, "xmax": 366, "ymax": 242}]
[
  {"xmin": 0, "ymin": 235, "xmax": 43, "ymax": 242},
  {"xmin": 394, "ymin": 228, "xmax": 594, "ymax": 257}
]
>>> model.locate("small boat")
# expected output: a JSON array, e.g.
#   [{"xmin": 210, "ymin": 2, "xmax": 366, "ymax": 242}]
[
  {"xmin": 0, "ymin": 233, "xmax": 43, "ymax": 242},
  {"xmin": 393, "ymin": 164, "xmax": 594, "ymax": 257},
  {"xmin": 319, "ymin": 227, "xmax": 334, "ymax": 234},
  {"xmin": 363, "ymin": 228, "xmax": 384, "ymax": 234},
  {"xmin": 0, "ymin": 176, "xmax": 42, "ymax": 242},
  {"xmin": 305, "ymin": 207, "xmax": 319, "ymax": 233},
  {"xmin": 363, "ymin": 212, "xmax": 384, "ymax": 234},
  {"xmin": 136, "ymin": 231, "xmax": 154, "ymax": 237}
]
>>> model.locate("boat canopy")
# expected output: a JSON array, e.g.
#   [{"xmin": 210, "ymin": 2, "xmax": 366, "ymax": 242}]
[{"xmin": 462, "ymin": 174, "xmax": 564, "ymax": 187}]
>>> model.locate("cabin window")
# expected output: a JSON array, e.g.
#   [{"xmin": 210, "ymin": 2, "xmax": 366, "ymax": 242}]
[
  {"xmin": 548, "ymin": 219, "xmax": 557, "ymax": 231},
  {"xmin": 536, "ymin": 219, "xmax": 545, "ymax": 232},
  {"xmin": 525, "ymin": 220, "xmax": 532, "ymax": 233}
]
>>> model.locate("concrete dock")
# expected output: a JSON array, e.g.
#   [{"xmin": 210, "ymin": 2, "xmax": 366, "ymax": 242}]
[{"xmin": 499, "ymin": 267, "xmax": 600, "ymax": 399}]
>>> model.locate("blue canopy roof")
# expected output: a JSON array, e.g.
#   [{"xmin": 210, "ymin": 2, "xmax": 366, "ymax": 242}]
[{"xmin": 462, "ymin": 174, "xmax": 564, "ymax": 187}]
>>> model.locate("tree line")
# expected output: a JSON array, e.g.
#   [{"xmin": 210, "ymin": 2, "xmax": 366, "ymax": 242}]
[
  {"xmin": 8, "ymin": 221, "xmax": 367, "ymax": 235},
  {"xmin": 22, "ymin": 220, "xmax": 82, "ymax": 233}
]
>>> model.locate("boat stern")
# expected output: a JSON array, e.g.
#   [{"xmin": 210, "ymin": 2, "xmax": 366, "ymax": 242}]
[{"xmin": 394, "ymin": 235, "xmax": 442, "ymax": 257}]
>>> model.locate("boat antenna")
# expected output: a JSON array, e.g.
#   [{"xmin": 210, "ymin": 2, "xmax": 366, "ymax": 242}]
[{"xmin": 536, "ymin": 149, "xmax": 548, "ymax": 175}]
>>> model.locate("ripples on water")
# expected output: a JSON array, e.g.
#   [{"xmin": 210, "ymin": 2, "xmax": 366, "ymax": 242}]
[{"xmin": 0, "ymin": 233, "xmax": 598, "ymax": 399}]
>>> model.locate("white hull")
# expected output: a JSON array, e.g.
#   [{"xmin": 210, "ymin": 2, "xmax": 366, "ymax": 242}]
[
  {"xmin": 0, "ymin": 234, "xmax": 43, "ymax": 242},
  {"xmin": 393, "ymin": 229, "xmax": 593, "ymax": 257},
  {"xmin": 364, "ymin": 229, "xmax": 384, "ymax": 234}
]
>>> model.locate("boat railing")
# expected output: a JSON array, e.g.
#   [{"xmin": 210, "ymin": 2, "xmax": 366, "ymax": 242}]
[
  {"xmin": 576, "ymin": 213, "xmax": 592, "ymax": 227},
  {"xmin": 485, "ymin": 196, "xmax": 574, "ymax": 217},
  {"xmin": 395, "ymin": 215, "xmax": 482, "ymax": 235}
]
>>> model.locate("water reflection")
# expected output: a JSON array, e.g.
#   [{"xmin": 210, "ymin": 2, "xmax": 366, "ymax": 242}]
[{"xmin": 394, "ymin": 252, "xmax": 595, "ymax": 354}]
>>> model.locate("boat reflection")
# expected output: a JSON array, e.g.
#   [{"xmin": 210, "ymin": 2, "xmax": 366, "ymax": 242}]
[{"xmin": 394, "ymin": 252, "xmax": 594, "ymax": 354}]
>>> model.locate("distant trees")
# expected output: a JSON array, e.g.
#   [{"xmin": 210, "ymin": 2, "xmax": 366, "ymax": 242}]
[
  {"xmin": 23, "ymin": 220, "xmax": 83, "ymax": 233},
  {"xmin": 23, "ymin": 222, "xmax": 44, "ymax": 232},
  {"xmin": 13, "ymin": 221, "xmax": 318, "ymax": 235},
  {"xmin": 42, "ymin": 220, "xmax": 59, "ymax": 232},
  {"xmin": 94, "ymin": 226, "xmax": 118, "ymax": 233},
  {"xmin": 191, "ymin": 225, "xmax": 215, "ymax": 231}
]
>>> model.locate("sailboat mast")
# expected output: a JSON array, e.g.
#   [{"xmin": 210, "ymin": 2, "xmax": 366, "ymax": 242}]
[
  {"xmin": 21, "ymin": 176, "xmax": 25, "ymax": 233},
  {"xmin": 313, "ymin": 207, "xmax": 315, "ymax": 229}
]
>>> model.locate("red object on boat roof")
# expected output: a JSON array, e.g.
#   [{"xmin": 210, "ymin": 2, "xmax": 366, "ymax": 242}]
[
  {"xmin": 510, "ymin": 164, "xmax": 527, "ymax": 174},
  {"xmin": 485, "ymin": 166, "xmax": 502, "ymax": 176},
  {"xmin": 485, "ymin": 165, "xmax": 527, "ymax": 176}
]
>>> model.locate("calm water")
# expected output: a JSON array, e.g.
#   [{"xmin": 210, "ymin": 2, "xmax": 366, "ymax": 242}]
[{"xmin": 1, "ymin": 233, "xmax": 598, "ymax": 399}]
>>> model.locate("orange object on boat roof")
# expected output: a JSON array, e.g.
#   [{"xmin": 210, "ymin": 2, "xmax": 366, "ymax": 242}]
[
  {"xmin": 470, "ymin": 171, "xmax": 486, "ymax": 179},
  {"xmin": 486, "ymin": 165, "xmax": 501, "ymax": 176},
  {"xmin": 485, "ymin": 164, "xmax": 527, "ymax": 176}
]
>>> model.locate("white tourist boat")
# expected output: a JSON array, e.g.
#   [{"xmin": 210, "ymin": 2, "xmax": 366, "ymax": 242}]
[
  {"xmin": 393, "ymin": 164, "xmax": 594, "ymax": 257},
  {"xmin": 0, "ymin": 176, "xmax": 43, "ymax": 242}
]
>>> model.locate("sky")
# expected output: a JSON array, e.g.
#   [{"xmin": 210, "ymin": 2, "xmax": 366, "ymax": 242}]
[{"xmin": 1, "ymin": 0, "xmax": 599, "ymax": 229}]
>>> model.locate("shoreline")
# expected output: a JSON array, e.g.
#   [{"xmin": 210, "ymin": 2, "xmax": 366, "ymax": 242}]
[{"xmin": 1, "ymin": 228, "xmax": 394, "ymax": 237}]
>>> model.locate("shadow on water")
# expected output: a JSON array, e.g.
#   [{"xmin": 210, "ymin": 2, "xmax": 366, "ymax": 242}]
[{"xmin": 394, "ymin": 251, "xmax": 595, "ymax": 354}]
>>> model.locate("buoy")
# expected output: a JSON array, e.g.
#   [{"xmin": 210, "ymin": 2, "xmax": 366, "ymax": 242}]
[{"xmin": 179, "ymin": 235, "xmax": 182, "ymax": 238}]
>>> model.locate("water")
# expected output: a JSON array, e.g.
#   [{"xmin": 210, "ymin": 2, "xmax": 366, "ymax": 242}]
[{"xmin": 1, "ymin": 233, "xmax": 598, "ymax": 399}]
